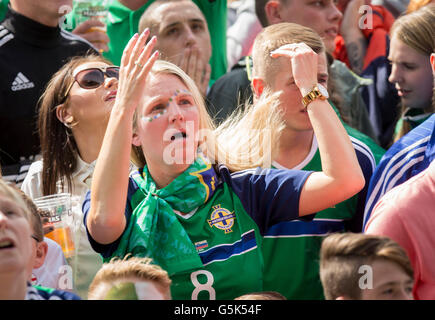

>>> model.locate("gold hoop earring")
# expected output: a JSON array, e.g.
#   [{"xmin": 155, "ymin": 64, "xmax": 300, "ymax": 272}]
[{"xmin": 63, "ymin": 116, "xmax": 78, "ymax": 129}]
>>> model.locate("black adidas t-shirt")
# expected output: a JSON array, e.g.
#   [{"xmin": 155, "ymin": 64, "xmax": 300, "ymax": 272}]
[{"xmin": 0, "ymin": 7, "xmax": 98, "ymax": 173}]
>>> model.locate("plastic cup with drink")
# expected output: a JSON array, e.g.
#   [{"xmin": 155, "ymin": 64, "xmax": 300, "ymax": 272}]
[
  {"xmin": 74, "ymin": 0, "xmax": 109, "ymax": 33},
  {"xmin": 73, "ymin": 0, "xmax": 109, "ymax": 52},
  {"xmin": 33, "ymin": 193, "xmax": 75, "ymax": 258}
]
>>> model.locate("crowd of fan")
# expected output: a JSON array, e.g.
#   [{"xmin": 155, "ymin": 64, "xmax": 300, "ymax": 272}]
[{"xmin": 0, "ymin": 0, "xmax": 434, "ymax": 301}]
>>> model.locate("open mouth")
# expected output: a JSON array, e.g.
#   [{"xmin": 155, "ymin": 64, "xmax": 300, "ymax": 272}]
[
  {"xmin": 0, "ymin": 240, "xmax": 14, "ymax": 250},
  {"xmin": 171, "ymin": 132, "xmax": 187, "ymax": 141}
]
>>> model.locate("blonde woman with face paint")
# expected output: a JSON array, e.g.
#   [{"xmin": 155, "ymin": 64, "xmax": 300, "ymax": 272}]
[{"xmin": 84, "ymin": 29, "xmax": 364, "ymax": 300}]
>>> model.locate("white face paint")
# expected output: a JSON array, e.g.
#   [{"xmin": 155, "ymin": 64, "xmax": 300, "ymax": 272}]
[{"xmin": 134, "ymin": 281, "xmax": 168, "ymax": 300}]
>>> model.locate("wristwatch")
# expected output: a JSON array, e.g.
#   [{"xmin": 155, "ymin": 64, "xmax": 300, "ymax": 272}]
[{"xmin": 301, "ymin": 84, "xmax": 329, "ymax": 108}]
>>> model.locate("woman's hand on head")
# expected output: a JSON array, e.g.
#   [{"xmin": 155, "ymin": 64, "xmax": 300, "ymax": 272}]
[
  {"xmin": 270, "ymin": 43, "xmax": 318, "ymax": 96},
  {"xmin": 114, "ymin": 29, "xmax": 160, "ymax": 114}
]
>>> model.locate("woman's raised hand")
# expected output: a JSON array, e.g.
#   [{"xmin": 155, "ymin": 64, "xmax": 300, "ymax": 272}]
[
  {"xmin": 115, "ymin": 29, "xmax": 160, "ymax": 114},
  {"xmin": 270, "ymin": 42, "xmax": 318, "ymax": 96}
]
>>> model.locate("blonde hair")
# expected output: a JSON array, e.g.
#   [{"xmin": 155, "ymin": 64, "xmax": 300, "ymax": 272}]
[
  {"xmin": 390, "ymin": 4, "xmax": 435, "ymax": 142},
  {"xmin": 0, "ymin": 179, "xmax": 31, "ymax": 221},
  {"xmin": 20, "ymin": 191, "xmax": 44, "ymax": 242},
  {"xmin": 235, "ymin": 291, "xmax": 287, "ymax": 300},
  {"xmin": 252, "ymin": 23, "xmax": 325, "ymax": 85},
  {"xmin": 88, "ymin": 256, "xmax": 172, "ymax": 300},
  {"xmin": 131, "ymin": 60, "xmax": 282, "ymax": 171},
  {"xmin": 391, "ymin": 4, "xmax": 435, "ymax": 57},
  {"xmin": 213, "ymin": 23, "xmax": 328, "ymax": 171},
  {"xmin": 406, "ymin": 0, "xmax": 433, "ymax": 13},
  {"xmin": 319, "ymin": 233, "xmax": 414, "ymax": 300},
  {"xmin": 214, "ymin": 90, "xmax": 285, "ymax": 171},
  {"xmin": 131, "ymin": 60, "xmax": 217, "ymax": 168}
]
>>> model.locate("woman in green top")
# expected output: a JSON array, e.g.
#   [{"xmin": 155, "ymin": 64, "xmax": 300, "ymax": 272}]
[{"xmin": 85, "ymin": 29, "xmax": 365, "ymax": 299}]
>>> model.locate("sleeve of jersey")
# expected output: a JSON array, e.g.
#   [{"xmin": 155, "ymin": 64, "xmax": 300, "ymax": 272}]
[
  {"xmin": 362, "ymin": 116, "xmax": 434, "ymax": 229},
  {"xmin": 82, "ymin": 178, "xmax": 136, "ymax": 259},
  {"xmin": 346, "ymin": 137, "xmax": 379, "ymax": 232},
  {"xmin": 222, "ymin": 166, "xmax": 313, "ymax": 235},
  {"xmin": 34, "ymin": 285, "xmax": 81, "ymax": 300}
]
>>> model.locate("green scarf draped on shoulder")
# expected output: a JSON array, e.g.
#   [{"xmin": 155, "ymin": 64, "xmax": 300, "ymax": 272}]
[{"xmin": 108, "ymin": 154, "xmax": 218, "ymax": 275}]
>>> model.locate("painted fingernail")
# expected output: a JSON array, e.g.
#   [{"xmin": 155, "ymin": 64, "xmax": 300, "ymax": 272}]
[{"xmin": 141, "ymin": 30, "xmax": 149, "ymax": 38}]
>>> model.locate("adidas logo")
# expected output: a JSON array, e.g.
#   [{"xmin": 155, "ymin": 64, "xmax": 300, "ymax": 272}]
[{"xmin": 11, "ymin": 72, "xmax": 35, "ymax": 91}]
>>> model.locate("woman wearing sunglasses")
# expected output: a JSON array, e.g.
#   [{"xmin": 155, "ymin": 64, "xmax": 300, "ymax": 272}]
[
  {"xmin": 84, "ymin": 30, "xmax": 365, "ymax": 300},
  {"xmin": 21, "ymin": 55, "xmax": 119, "ymax": 299}
]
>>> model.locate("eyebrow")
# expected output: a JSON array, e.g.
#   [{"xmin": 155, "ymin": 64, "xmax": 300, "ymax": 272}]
[
  {"xmin": 145, "ymin": 95, "xmax": 165, "ymax": 107},
  {"xmin": 0, "ymin": 199, "xmax": 24, "ymax": 215},
  {"xmin": 387, "ymin": 56, "xmax": 419, "ymax": 65},
  {"xmin": 145, "ymin": 91, "xmax": 192, "ymax": 108},
  {"xmin": 378, "ymin": 279, "xmax": 414, "ymax": 288},
  {"xmin": 161, "ymin": 18, "xmax": 205, "ymax": 31},
  {"xmin": 175, "ymin": 91, "xmax": 193, "ymax": 98}
]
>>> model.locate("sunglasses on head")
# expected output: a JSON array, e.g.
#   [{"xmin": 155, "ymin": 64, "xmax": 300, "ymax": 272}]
[{"xmin": 61, "ymin": 65, "xmax": 120, "ymax": 103}]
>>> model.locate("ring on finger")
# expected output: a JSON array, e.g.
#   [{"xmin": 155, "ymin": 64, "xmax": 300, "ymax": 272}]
[{"xmin": 135, "ymin": 60, "xmax": 144, "ymax": 68}]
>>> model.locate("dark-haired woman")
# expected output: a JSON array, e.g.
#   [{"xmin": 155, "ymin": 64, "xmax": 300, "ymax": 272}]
[{"xmin": 21, "ymin": 55, "xmax": 119, "ymax": 299}]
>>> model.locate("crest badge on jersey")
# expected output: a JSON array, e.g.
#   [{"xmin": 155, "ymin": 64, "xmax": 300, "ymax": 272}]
[{"xmin": 207, "ymin": 205, "xmax": 236, "ymax": 234}]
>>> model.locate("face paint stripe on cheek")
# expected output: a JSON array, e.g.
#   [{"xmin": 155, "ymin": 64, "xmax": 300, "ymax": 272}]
[{"xmin": 142, "ymin": 109, "xmax": 168, "ymax": 122}]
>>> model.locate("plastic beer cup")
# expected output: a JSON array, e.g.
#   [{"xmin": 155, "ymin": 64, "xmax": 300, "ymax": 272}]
[
  {"xmin": 74, "ymin": 0, "xmax": 108, "ymax": 32},
  {"xmin": 33, "ymin": 193, "xmax": 75, "ymax": 258}
]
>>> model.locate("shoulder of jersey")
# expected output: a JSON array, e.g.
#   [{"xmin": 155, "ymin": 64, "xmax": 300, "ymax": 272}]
[
  {"xmin": 59, "ymin": 28, "xmax": 98, "ymax": 52},
  {"xmin": 0, "ymin": 24, "xmax": 15, "ymax": 48}
]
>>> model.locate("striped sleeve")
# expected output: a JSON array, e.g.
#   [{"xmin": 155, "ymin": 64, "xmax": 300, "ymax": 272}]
[
  {"xmin": 0, "ymin": 25, "xmax": 14, "ymax": 48},
  {"xmin": 346, "ymin": 136, "xmax": 379, "ymax": 232},
  {"xmin": 363, "ymin": 115, "xmax": 435, "ymax": 230},
  {"xmin": 82, "ymin": 176, "xmax": 138, "ymax": 258}
]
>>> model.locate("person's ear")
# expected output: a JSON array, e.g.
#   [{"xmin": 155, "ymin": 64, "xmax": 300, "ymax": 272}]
[
  {"xmin": 132, "ymin": 132, "xmax": 141, "ymax": 147},
  {"xmin": 33, "ymin": 241, "xmax": 48, "ymax": 269},
  {"xmin": 265, "ymin": 0, "xmax": 284, "ymax": 25},
  {"xmin": 252, "ymin": 77, "xmax": 265, "ymax": 98},
  {"xmin": 430, "ymin": 53, "xmax": 434, "ymax": 74},
  {"xmin": 56, "ymin": 104, "xmax": 76, "ymax": 128}
]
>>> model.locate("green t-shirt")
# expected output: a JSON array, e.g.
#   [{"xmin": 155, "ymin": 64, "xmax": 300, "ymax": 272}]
[
  {"xmin": 114, "ymin": 181, "xmax": 264, "ymax": 300},
  {"xmin": 64, "ymin": 0, "xmax": 227, "ymax": 84},
  {"xmin": 263, "ymin": 123, "xmax": 385, "ymax": 299},
  {"xmin": 169, "ymin": 183, "xmax": 264, "ymax": 300},
  {"xmin": 85, "ymin": 164, "xmax": 311, "ymax": 300}
]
